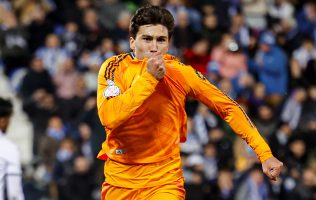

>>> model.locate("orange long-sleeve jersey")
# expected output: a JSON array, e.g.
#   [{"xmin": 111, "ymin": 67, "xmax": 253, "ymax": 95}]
[{"xmin": 97, "ymin": 53, "xmax": 273, "ymax": 188}]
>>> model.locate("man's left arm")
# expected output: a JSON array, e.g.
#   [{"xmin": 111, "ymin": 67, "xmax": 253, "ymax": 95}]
[{"xmin": 181, "ymin": 65, "xmax": 283, "ymax": 180}]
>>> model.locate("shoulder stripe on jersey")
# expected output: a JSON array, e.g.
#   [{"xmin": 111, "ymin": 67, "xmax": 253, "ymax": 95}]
[
  {"xmin": 223, "ymin": 92, "xmax": 256, "ymax": 129},
  {"xmin": 118, "ymin": 53, "xmax": 129, "ymax": 63},
  {"xmin": 104, "ymin": 60, "xmax": 113, "ymax": 80},
  {"xmin": 103, "ymin": 54, "xmax": 129, "ymax": 81},
  {"xmin": 110, "ymin": 63, "xmax": 116, "ymax": 80}
]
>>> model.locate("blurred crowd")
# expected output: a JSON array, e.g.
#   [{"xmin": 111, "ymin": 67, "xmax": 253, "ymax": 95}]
[{"xmin": 0, "ymin": 0, "xmax": 316, "ymax": 199}]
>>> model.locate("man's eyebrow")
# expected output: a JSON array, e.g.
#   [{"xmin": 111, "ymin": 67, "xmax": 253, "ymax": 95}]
[
  {"xmin": 141, "ymin": 35, "xmax": 167, "ymax": 39},
  {"xmin": 142, "ymin": 35, "xmax": 153, "ymax": 38},
  {"xmin": 157, "ymin": 36, "xmax": 168, "ymax": 39}
]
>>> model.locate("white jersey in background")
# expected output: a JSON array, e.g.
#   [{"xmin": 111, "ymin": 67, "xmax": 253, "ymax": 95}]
[{"xmin": 0, "ymin": 130, "xmax": 24, "ymax": 200}]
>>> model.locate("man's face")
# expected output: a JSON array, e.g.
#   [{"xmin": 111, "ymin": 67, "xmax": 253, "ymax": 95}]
[
  {"xmin": 259, "ymin": 43, "xmax": 271, "ymax": 52},
  {"xmin": 130, "ymin": 24, "xmax": 169, "ymax": 59}
]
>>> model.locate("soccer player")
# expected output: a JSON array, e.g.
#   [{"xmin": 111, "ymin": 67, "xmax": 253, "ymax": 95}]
[
  {"xmin": 97, "ymin": 5, "xmax": 283, "ymax": 200},
  {"xmin": 0, "ymin": 97, "xmax": 25, "ymax": 200}
]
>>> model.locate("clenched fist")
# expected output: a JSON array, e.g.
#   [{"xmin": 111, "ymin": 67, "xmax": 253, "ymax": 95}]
[
  {"xmin": 146, "ymin": 51, "xmax": 166, "ymax": 80},
  {"xmin": 262, "ymin": 156, "xmax": 283, "ymax": 181}
]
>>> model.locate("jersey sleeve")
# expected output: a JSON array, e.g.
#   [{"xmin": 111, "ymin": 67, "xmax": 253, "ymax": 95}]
[
  {"xmin": 97, "ymin": 56, "xmax": 159, "ymax": 130},
  {"xmin": 181, "ymin": 65, "xmax": 273, "ymax": 163},
  {"xmin": 6, "ymin": 144, "xmax": 24, "ymax": 200}
]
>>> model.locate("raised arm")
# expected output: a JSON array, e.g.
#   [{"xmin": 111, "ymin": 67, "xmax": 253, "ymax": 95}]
[{"xmin": 97, "ymin": 53, "xmax": 165, "ymax": 130}]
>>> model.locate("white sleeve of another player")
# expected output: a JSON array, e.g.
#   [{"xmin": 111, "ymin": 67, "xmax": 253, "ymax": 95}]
[{"xmin": 6, "ymin": 145, "xmax": 25, "ymax": 200}]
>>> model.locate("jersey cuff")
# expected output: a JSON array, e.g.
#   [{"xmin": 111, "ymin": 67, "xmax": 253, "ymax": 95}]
[{"xmin": 258, "ymin": 150, "xmax": 273, "ymax": 163}]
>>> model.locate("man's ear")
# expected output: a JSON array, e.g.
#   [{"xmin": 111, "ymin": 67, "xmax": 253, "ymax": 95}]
[{"xmin": 129, "ymin": 37, "xmax": 135, "ymax": 51}]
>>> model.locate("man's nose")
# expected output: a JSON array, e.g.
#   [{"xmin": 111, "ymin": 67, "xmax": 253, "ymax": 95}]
[{"xmin": 150, "ymin": 40, "xmax": 158, "ymax": 51}]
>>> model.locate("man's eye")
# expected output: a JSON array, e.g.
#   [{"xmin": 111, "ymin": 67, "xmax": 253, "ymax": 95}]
[
  {"xmin": 143, "ymin": 38, "xmax": 151, "ymax": 41},
  {"xmin": 158, "ymin": 39, "xmax": 166, "ymax": 42}
]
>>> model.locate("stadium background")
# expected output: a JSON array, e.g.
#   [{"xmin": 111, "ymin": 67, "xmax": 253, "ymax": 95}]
[{"xmin": 0, "ymin": 0, "xmax": 316, "ymax": 199}]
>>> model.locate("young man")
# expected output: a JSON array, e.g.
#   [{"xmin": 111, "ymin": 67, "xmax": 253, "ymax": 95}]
[
  {"xmin": 0, "ymin": 98, "xmax": 25, "ymax": 200},
  {"xmin": 97, "ymin": 5, "xmax": 283, "ymax": 200}
]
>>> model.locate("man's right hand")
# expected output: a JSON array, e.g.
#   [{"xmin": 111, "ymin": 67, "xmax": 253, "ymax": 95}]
[{"xmin": 146, "ymin": 51, "xmax": 166, "ymax": 80}]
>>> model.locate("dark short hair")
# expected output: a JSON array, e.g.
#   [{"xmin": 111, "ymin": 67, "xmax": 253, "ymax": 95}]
[
  {"xmin": 0, "ymin": 97, "xmax": 13, "ymax": 117},
  {"xmin": 129, "ymin": 5, "xmax": 174, "ymax": 39}
]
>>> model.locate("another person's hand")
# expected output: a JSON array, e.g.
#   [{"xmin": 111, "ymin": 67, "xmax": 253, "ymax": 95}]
[
  {"xmin": 147, "ymin": 51, "xmax": 166, "ymax": 80},
  {"xmin": 262, "ymin": 156, "xmax": 283, "ymax": 181}
]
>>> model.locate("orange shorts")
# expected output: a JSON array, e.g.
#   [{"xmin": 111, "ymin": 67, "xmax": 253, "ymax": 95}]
[{"xmin": 101, "ymin": 178, "xmax": 185, "ymax": 200}]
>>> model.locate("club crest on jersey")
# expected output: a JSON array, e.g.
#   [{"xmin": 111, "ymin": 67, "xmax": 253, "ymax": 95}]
[
  {"xmin": 115, "ymin": 149, "xmax": 125, "ymax": 154},
  {"xmin": 103, "ymin": 80, "xmax": 121, "ymax": 97}
]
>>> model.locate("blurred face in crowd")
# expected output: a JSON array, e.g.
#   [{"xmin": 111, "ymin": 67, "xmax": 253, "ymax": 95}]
[
  {"xmin": 253, "ymin": 83, "xmax": 266, "ymax": 99},
  {"xmin": 191, "ymin": 172, "xmax": 203, "ymax": 185},
  {"xmin": 130, "ymin": 24, "xmax": 169, "ymax": 59},
  {"xmin": 204, "ymin": 143, "xmax": 217, "ymax": 158},
  {"xmin": 203, "ymin": 14, "xmax": 217, "ymax": 29},
  {"xmin": 309, "ymin": 86, "xmax": 316, "ymax": 100},
  {"xmin": 192, "ymin": 39, "xmax": 209, "ymax": 56},
  {"xmin": 293, "ymin": 88, "xmax": 307, "ymax": 103},
  {"xmin": 219, "ymin": 78, "xmax": 233, "ymax": 95},
  {"xmin": 66, "ymin": 22, "xmax": 79, "ymax": 33},
  {"xmin": 31, "ymin": 58, "xmax": 44, "ymax": 72},
  {"xmin": 40, "ymin": 94, "xmax": 55, "ymax": 109},
  {"xmin": 46, "ymin": 34, "xmax": 60, "ymax": 48},
  {"xmin": 117, "ymin": 11, "xmax": 131, "ymax": 29},
  {"xmin": 77, "ymin": 0, "xmax": 91, "ymax": 9},
  {"xmin": 177, "ymin": 9, "xmax": 189, "ymax": 28},
  {"xmin": 231, "ymin": 14, "xmax": 243, "ymax": 28},
  {"xmin": 3, "ymin": 12, "xmax": 18, "ymax": 28},
  {"xmin": 275, "ymin": 0, "xmax": 285, "ymax": 6},
  {"xmin": 290, "ymin": 139, "xmax": 306, "ymax": 158},
  {"xmin": 197, "ymin": 103, "xmax": 209, "ymax": 117},
  {"xmin": 259, "ymin": 43, "xmax": 271, "ymax": 53},
  {"xmin": 303, "ymin": 169, "xmax": 316, "ymax": 187},
  {"xmin": 305, "ymin": 3, "xmax": 316, "ymax": 20},
  {"xmin": 0, "ymin": 116, "xmax": 10, "ymax": 132},
  {"xmin": 303, "ymin": 40, "xmax": 314, "ymax": 51},
  {"xmin": 250, "ymin": 169, "xmax": 264, "ymax": 185},
  {"xmin": 218, "ymin": 170, "xmax": 233, "ymax": 190},
  {"xmin": 74, "ymin": 156, "xmax": 91, "ymax": 174},
  {"xmin": 84, "ymin": 9, "xmax": 98, "ymax": 26},
  {"xmin": 101, "ymin": 38, "xmax": 114, "ymax": 53},
  {"xmin": 148, "ymin": 0, "xmax": 163, "ymax": 6},
  {"xmin": 60, "ymin": 138, "xmax": 75, "ymax": 152},
  {"xmin": 258, "ymin": 105, "xmax": 273, "ymax": 121},
  {"xmin": 32, "ymin": 7, "xmax": 46, "ymax": 22},
  {"xmin": 290, "ymin": 59, "xmax": 302, "ymax": 78},
  {"xmin": 62, "ymin": 58, "xmax": 75, "ymax": 72},
  {"xmin": 79, "ymin": 123, "xmax": 91, "ymax": 141},
  {"xmin": 307, "ymin": 119, "xmax": 316, "ymax": 131},
  {"xmin": 208, "ymin": 128, "xmax": 224, "ymax": 142},
  {"xmin": 48, "ymin": 116, "xmax": 63, "ymax": 130},
  {"xmin": 168, "ymin": 0, "xmax": 183, "ymax": 6}
]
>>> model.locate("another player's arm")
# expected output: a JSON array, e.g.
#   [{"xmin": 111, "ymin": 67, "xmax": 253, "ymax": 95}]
[
  {"xmin": 97, "ymin": 54, "xmax": 165, "ymax": 130},
  {"xmin": 6, "ymin": 146, "xmax": 24, "ymax": 200}
]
